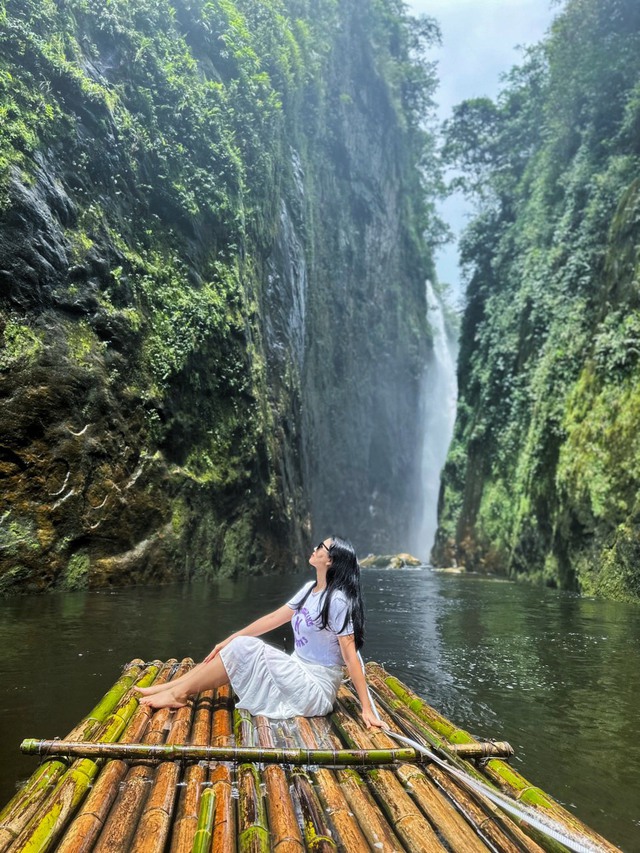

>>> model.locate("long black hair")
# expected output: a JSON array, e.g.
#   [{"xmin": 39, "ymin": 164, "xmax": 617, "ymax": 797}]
[{"xmin": 293, "ymin": 536, "xmax": 365, "ymax": 651}]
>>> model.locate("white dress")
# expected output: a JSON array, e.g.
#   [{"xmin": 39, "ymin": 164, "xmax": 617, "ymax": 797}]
[{"xmin": 218, "ymin": 582, "xmax": 353, "ymax": 718}]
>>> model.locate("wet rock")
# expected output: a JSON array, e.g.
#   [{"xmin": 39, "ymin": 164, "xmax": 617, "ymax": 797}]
[
  {"xmin": 0, "ymin": 1, "xmax": 431, "ymax": 592},
  {"xmin": 361, "ymin": 553, "xmax": 423, "ymax": 569}
]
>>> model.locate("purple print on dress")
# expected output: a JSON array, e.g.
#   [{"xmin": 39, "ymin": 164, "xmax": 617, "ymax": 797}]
[{"xmin": 293, "ymin": 607, "xmax": 316, "ymax": 648}]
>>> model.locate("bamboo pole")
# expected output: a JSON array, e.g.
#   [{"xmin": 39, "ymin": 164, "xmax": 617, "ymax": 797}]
[
  {"xmin": 64, "ymin": 661, "xmax": 152, "ymax": 743},
  {"xmin": 295, "ymin": 717, "xmax": 371, "ymax": 853},
  {"xmin": 190, "ymin": 789, "xmax": 216, "ymax": 853},
  {"xmin": 350, "ymin": 689, "xmax": 499, "ymax": 853},
  {"xmin": 265, "ymin": 715, "xmax": 334, "ymax": 852},
  {"xmin": 309, "ymin": 716, "xmax": 404, "ymax": 853},
  {"xmin": 0, "ymin": 660, "xmax": 151, "ymax": 851},
  {"xmin": 331, "ymin": 692, "xmax": 448, "ymax": 852},
  {"xmin": 3, "ymin": 662, "xmax": 163, "ymax": 853},
  {"xmin": 253, "ymin": 716, "xmax": 304, "ymax": 852},
  {"xmin": 427, "ymin": 764, "xmax": 548, "ymax": 853},
  {"xmin": 56, "ymin": 660, "xmax": 178, "ymax": 853},
  {"xmin": 366, "ymin": 663, "xmax": 619, "ymax": 853},
  {"xmin": 351, "ymin": 679, "xmax": 548, "ymax": 853},
  {"xmin": 128, "ymin": 671, "xmax": 197, "ymax": 853},
  {"xmin": 394, "ymin": 761, "xmax": 499, "ymax": 853},
  {"xmin": 234, "ymin": 709, "xmax": 270, "ymax": 853},
  {"xmin": 452, "ymin": 742, "xmax": 514, "ymax": 759},
  {"xmin": 336, "ymin": 688, "xmax": 489, "ymax": 853},
  {"xmin": 209, "ymin": 685, "xmax": 236, "ymax": 853},
  {"xmin": 20, "ymin": 740, "xmax": 421, "ymax": 766},
  {"xmin": 363, "ymin": 674, "xmax": 546, "ymax": 853},
  {"xmin": 365, "ymin": 665, "xmax": 551, "ymax": 852},
  {"xmin": 291, "ymin": 770, "xmax": 337, "ymax": 852},
  {"xmin": 365, "ymin": 670, "xmax": 501, "ymax": 778},
  {"xmin": 92, "ymin": 715, "xmax": 171, "ymax": 852},
  {"xmin": 92, "ymin": 660, "xmax": 193, "ymax": 853},
  {"xmin": 168, "ymin": 690, "xmax": 215, "ymax": 853}
]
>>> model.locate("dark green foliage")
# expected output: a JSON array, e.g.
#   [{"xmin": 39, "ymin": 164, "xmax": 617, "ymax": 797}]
[
  {"xmin": 435, "ymin": 0, "xmax": 640, "ymax": 599},
  {"xmin": 0, "ymin": 0, "xmax": 438, "ymax": 588}
]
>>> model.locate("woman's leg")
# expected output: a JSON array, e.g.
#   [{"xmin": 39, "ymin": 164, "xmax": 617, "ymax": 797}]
[
  {"xmin": 136, "ymin": 661, "xmax": 207, "ymax": 696},
  {"xmin": 139, "ymin": 654, "xmax": 231, "ymax": 709}
]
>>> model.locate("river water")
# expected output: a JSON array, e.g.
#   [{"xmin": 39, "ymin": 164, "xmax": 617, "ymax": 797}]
[{"xmin": 1, "ymin": 569, "xmax": 638, "ymax": 850}]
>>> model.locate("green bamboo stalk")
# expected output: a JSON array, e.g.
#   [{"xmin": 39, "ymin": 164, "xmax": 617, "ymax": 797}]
[
  {"xmin": 66, "ymin": 660, "xmax": 150, "ymax": 742},
  {"xmin": 366, "ymin": 663, "xmax": 619, "ymax": 853},
  {"xmin": 191, "ymin": 789, "xmax": 216, "ymax": 853},
  {"xmin": 0, "ymin": 661, "xmax": 161, "ymax": 853},
  {"xmin": 5, "ymin": 664, "xmax": 163, "ymax": 853},
  {"xmin": 20, "ymin": 739, "xmax": 420, "ymax": 766},
  {"xmin": 235, "ymin": 709, "xmax": 270, "ymax": 853},
  {"xmin": 56, "ymin": 661, "xmax": 179, "ymax": 853},
  {"xmin": 0, "ymin": 660, "xmax": 149, "ymax": 837}
]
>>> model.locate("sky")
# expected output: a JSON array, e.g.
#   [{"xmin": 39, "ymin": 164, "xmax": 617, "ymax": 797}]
[{"xmin": 405, "ymin": 0, "xmax": 558, "ymax": 299}]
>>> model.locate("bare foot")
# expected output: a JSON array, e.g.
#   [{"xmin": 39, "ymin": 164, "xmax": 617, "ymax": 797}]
[
  {"xmin": 135, "ymin": 683, "xmax": 168, "ymax": 697},
  {"xmin": 135, "ymin": 663, "xmax": 202, "ymax": 697},
  {"xmin": 139, "ymin": 688, "xmax": 188, "ymax": 709}
]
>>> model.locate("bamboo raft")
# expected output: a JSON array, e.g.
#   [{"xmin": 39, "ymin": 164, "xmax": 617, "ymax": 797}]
[{"xmin": 0, "ymin": 659, "xmax": 619, "ymax": 853}]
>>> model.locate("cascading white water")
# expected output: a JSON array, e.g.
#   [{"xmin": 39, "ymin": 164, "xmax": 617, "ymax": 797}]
[{"xmin": 412, "ymin": 281, "xmax": 458, "ymax": 561}]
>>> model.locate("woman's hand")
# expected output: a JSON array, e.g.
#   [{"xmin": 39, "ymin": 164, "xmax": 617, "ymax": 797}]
[
  {"xmin": 202, "ymin": 605, "xmax": 292, "ymax": 665},
  {"xmin": 361, "ymin": 707, "xmax": 385, "ymax": 730},
  {"xmin": 203, "ymin": 635, "xmax": 235, "ymax": 664}
]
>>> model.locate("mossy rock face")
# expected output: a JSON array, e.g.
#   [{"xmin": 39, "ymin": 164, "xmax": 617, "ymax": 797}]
[
  {"xmin": 60, "ymin": 551, "xmax": 90, "ymax": 591},
  {"xmin": 0, "ymin": 0, "xmax": 433, "ymax": 592},
  {"xmin": 430, "ymin": 0, "xmax": 640, "ymax": 601},
  {"xmin": 361, "ymin": 553, "xmax": 423, "ymax": 569}
]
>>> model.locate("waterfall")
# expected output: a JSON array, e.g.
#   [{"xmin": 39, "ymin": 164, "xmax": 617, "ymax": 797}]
[{"xmin": 413, "ymin": 281, "xmax": 458, "ymax": 561}]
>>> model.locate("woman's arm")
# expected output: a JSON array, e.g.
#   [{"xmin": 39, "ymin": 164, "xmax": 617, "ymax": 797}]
[
  {"xmin": 204, "ymin": 604, "xmax": 293, "ymax": 663},
  {"xmin": 338, "ymin": 634, "xmax": 384, "ymax": 729}
]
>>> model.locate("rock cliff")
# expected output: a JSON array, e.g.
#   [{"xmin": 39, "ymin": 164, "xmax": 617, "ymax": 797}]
[
  {"xmin": 0, "ymin": 0, "xmax": 436, "ymax": 591},
  {"xmin": 433, "ymin": 0, "xmax": 640, "ymax": 600}
]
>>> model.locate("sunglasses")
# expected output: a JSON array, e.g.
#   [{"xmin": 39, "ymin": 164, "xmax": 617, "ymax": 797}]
[{"xmin": 315, "ymin": 541, "xmax": 330, "ymax": 553}]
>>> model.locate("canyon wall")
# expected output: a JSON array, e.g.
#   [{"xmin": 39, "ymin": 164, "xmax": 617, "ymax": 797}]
[{"xmin": 0, "ymin": 0, "xmax": 437, "ymax": 591}]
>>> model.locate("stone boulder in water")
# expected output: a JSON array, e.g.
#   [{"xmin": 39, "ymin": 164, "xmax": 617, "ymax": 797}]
[{"xmin": 361, "ymin": 553, "xmax": 423, "ymax": 569}]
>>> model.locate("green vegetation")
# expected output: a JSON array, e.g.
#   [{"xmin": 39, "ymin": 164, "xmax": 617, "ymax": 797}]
[
  {"xmin": 0, "ymin": 319, "xmax": 43, "ymax": 367},
  {"xmin": 436, "ymin": 0, "xmax": 640, "ymax": 599},
  {"xmin": 60, "ymin": 551, "xmax": 90, "ymax": 590},
  {"xmin": 0, "ymin": 0, "xmax": 438, "ymax": 589}
]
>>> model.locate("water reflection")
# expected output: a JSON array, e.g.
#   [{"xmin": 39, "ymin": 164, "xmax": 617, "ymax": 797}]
[{"xmin": 1, "ymin": 570, "xmax": 638, "ymax": 849}]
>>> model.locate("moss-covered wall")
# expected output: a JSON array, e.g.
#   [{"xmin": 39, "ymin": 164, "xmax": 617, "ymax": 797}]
[
  {"xmin": 0, "ymin": 0, "xmax": 435, "ymax": 591},
  {"xmin": 298, "ymin": 1, "xmax": 433, "ymax": 552},
  {"xmin": 433, "ymin": 0, "xmax": 640, "ymax": 600}
]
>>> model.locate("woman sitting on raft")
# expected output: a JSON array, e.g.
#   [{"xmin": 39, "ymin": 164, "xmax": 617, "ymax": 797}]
[{"xmin": 136, "ymin": 536, "xmax": 384, "ymax": 730}]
